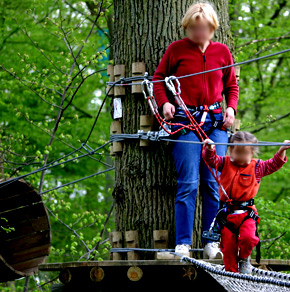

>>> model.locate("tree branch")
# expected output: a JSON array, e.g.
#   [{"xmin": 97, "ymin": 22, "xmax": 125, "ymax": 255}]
[{"xmin": 251, "ymin": 111, "xmax": 290, "ymax": 133}]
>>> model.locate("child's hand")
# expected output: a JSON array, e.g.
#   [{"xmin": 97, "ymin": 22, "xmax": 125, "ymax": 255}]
[
  {"xmin": 280, "ymin": 140, "xmax": 290, "ymax": 151},
  {"xmin": 278, "ymin": 140, "xmax": 290, "ymax": 160},
  {"xmin": 204, "ymin": 139, "xmax": 215, "ymax": 150}
]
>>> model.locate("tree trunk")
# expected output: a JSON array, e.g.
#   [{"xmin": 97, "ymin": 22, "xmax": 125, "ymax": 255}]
[{"xmin": 112, "ymin": 0, "xmax": 235, "ymax": 256}]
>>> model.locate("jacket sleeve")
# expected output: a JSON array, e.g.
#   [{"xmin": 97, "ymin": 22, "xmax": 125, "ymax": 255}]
[
  {"xmin": 222, "ymin": 45, "xmax": 239, "ymax": 114},
  {"xmin": 202, "ymin": 146, "xmax": 224, "ymax": 172},
  {"xmin": 152, "ymin": 43, "xmax": 177, "ymax": 109},
  {"xmin": 256, "ymin": 151, "xmax": 287, "ymax": 178}
]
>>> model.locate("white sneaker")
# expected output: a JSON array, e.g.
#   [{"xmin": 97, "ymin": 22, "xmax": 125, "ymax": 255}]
[
  {"xmin": 203, "ymin": 242, "xmax": 223, "ymax": 259},
  {"xmin": 175, "ymin": 244, "xmax": 191, "ymax": 257}
]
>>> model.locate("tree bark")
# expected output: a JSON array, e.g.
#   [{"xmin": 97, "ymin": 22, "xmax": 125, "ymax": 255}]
[{"xmin": 112, "ymin": 0, "xmax": 235, "ymax": 256}]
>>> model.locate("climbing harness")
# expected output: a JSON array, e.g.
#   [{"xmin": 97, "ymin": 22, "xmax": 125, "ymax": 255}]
[{"xmin": 203, "ymin": 199, "xmax": 260, "ymax": 240}]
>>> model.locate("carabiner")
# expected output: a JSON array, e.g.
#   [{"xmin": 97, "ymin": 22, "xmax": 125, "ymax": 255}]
[
  {"xmin": 141, "ymin": 79, "xmax": 153, "ymax": 100},
  {"xmin": 165, "ymin": 76, "xmax": 181, "ymax": 96}
]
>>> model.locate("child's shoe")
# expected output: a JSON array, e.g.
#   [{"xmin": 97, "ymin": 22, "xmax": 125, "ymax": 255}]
[
  {"xmin": 239, "ymin": 256, "xmax": 252, "ymax": 274},
  {"xmin": 204, "ymin": 242, "xmax": 223, "ymax": 259}
]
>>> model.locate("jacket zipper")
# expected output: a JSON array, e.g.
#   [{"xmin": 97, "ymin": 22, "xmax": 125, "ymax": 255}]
[
  {"xmin": 202, "ymin": 53, "xmax": 207, "ymax": 105},
  {"xmin": 229, "ymin": 168, "xmax": 240, "ymax": 199}
]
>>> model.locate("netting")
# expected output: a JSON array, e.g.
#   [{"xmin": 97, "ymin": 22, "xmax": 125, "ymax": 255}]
[{"xmin": 177, "ymin": 254, "xmax": 290, "ymax": 292}]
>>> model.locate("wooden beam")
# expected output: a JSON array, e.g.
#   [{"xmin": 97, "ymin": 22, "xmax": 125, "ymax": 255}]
[
  {"xmin": 114, "ymin": 65, "xmax": 126, "ymax": 96},
  {"xmin": 125, "ymin": 231, "xmax": 140, "ymax": 260},
  {"xmin": 153, "ymin": 230, "xmax": 174, "ymax": 260},
  {"xmin": 106, "ymin": 64, "xmax": 115, "ymax": 96},
  {"xmin": 131, "ymin": 62, "xmax": 146, "ymax": 94},
  {"xmin": 139, "ymin": 115, "xmax": 154, "ymax": 147},
  {"xmin": 110, "ymin": 121, "xmax": 123, "ymax": 155},
  {"xmin": 109, "ymin": 231, "xmax": 123, "ymax": 260}
]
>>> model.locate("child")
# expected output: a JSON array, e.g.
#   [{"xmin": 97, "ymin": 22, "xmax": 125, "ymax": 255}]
[{"xmin": 202, "ymin": 131, "xmax": 289, "ymax": 274}]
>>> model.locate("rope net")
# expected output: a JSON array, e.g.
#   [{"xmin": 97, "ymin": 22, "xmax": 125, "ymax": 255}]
[{"xmin": 178, "ymin": 254, "xmax": 290, "ymax": 292}]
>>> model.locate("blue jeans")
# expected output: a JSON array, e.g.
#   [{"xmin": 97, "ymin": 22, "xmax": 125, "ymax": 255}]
[{"xmin": 171, "ymin": 110, "xmax": 228, "ymax": 245}]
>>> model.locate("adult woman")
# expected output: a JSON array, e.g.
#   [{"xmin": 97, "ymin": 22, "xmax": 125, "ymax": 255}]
[{"xmin": 152, "ymin": 2, "xmax": 239, "ymax": 258}]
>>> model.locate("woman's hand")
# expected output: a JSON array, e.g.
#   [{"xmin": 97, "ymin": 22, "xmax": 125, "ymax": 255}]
[
  {"xmin": 223, "ymin": 107, "xmax": 235, "ymax": 128},
  {"xmin": 163, "ymin": 102, "xmax": 175, "ymax": 120},
  {"xmin": 278, "ymin": 140, "xmax": 290, "ymax": 160},
  {"xmin": 203, "ymin": 138, "xmax": 215, "ymax": 150}
]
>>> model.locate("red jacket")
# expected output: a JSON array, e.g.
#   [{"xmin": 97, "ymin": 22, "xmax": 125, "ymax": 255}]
[
  {"xmin": 202, "ymin": 147, "xmax": 287, "ymax": 212},
  {"xmin": 152, "ymin": 38, "xmax": 239, "ymax": 114},
  {"xmin": 220, "ymin": 156, "xmax": 260, "ymax": 203}
]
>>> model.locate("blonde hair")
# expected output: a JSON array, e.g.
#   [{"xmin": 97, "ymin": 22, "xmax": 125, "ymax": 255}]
[
  {"xmin": 229, "ymin": 131, "xmax": 260, "ymax": 157},
  {"xmin": 182, "ymin": 2, "xmax": 219, "ymax": 38}
]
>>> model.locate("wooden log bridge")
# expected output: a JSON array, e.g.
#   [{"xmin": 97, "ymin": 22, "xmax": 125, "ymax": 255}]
[
  {"xmin": 39, "ymin": 258, "xmax": 290, "ymax": 291},
  {"xmin": 38, "ymin": 230, "xmax": 290, "ymax": 291}
]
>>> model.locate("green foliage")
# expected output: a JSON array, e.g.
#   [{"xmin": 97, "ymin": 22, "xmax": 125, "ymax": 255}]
[
  {"xmin": 253, "ymin": 197, "xmax": 290, "ymax": 260},
  {"xmin": 0, "ymin": 0, "xmax": 114, "ymax": 290},
  {"xmin": 0, "ymin": 217, "xmax": 15, "ymax": 233}
]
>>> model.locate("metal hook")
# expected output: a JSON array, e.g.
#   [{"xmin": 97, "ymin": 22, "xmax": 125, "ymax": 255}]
[
  {"xmin": 165, "ymin": 76, "xmax": 181, "ymax": 95},
  {"xmin": 141, "ymin": 79, "xmax": 153, "ymax": 99}
]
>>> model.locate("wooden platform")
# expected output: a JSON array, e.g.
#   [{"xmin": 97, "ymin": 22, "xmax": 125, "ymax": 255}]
[{"xmin": 38, "ymin": 259, "xmax": 290, "ymax": 291}]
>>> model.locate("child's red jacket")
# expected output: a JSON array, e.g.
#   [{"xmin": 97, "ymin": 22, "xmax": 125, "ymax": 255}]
[{"xmin": 202, "ymin": 147, "xmax": 287, "ymax": 209}]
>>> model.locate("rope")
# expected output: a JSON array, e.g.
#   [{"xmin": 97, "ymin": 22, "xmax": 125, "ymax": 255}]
[
  {"xmin": 0, "ymin": 140, "xmax": 112, "ymax": 190},
  {"xmin": 110, "ymin": 247, "xmax": 203, "ymax": 253},
  {"xmin": 106, "ymin": 48, "xmax": 290, "ymax": 87},
  {"xmin": 110, "ymin": 133, "xmax": 290, "ymax": 147},
  {"xmin": 39, "ymin": 167, "xmax": 115, "ymax": 195}
]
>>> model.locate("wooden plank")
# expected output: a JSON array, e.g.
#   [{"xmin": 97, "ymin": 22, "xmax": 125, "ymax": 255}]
[
  {"xmin": 139, "ymin": 115, "xmax": 154, "ymax": 147},
  {"xmin": 109, "ymin": 231, "xmax": 123, "ymax": 260},
  {"xmin": 0, "ymin": 216, "xmax": 50, "ymax": 240},
  {"xmin": 153, "ymin": 230, "xmax": 175, "ymax": 260},
  {"xmin": 0, "ymin": 180, "xmax": 34, "ymax": 199},
  {"xmin": 131, "ymin": 62, "xmax": 146, "ymax": 94},
  {"xmin": 0, "ymin": 230, "xmax": 51, "ymax": 256},
  {"xmin": 0, "ymin": 202, "xmax": 48, "ymax": 223},
  {"xmin": 114, "ymin": 64, "xmax": 125, "ymax": 96},
  {"xmin": 10, "ymin": 255, "xmax": 48, "ymax": 273},
  {"xmin": 0, "ymin": 190, "xmax": 41, "ymax": 212},
  {"xmin": 110, "ymin": 121, "xmax": 123, "ymax": 154},
  {"xmin": 106, "ymin": 64, "xmax": 115, "ymax": 96},
  {"xmin": 125, "ymin": 230, "xmax": 140, "ymax": 260},
  {"xmin": 39, "ymin": 259, "xmax": 211, "ymax": 271},
  {"xmin": 4, "ymin": 243, "xmax": 50, "ymax": 265},
  {"xmin": 38, "ymin": 259, "xmax": 290, "ymax": 271}
]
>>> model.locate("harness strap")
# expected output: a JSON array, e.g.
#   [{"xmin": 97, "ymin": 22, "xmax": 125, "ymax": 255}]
[
  {"xmin": 176, "ymin": 101, "xmax": 221, "ymax": 112},
  {"xmin": 217, "ymin": 205, "xmax": 261, "ymax": 263},
  {"xmin": 205, "ymin": 110, "xmax": 226, "ymax": 136},
  {"xmin": 173, "ymin": 102, "xmax": 225, "ymax": 139}
]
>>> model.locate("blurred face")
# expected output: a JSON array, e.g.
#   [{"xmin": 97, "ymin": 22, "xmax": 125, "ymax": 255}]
[
  {"xmin": 186, "ymin": 17, "xmax": 213, "ymax": 44},
  {"xmin": 229, "ymin": 143, "xmax": 254, "ymax": 166}
]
